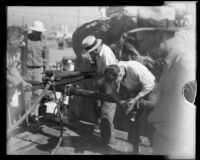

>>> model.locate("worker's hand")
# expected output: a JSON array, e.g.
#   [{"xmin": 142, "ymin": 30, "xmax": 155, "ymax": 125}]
[
  {"xmin": 119, "ymin": 100, "xmax": 126, "ymax": 108},
  {"xmin": 124, "ymin": 98, "xmax": 137, "ymax": 115}
]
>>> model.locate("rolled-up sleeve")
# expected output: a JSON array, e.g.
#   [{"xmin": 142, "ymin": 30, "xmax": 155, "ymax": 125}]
[{"xmin": 136, "ymin": 65, "xmax": 155, "ymax": 98}]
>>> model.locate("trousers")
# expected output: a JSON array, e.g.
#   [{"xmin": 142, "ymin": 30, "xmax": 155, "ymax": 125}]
[
  {"xmin": 99, "ymin": 81, "xmax": 119, "ymax": 144},
  {"xmin": 24, "ymin": 67, "xmax": 43, "ymax": 116}
]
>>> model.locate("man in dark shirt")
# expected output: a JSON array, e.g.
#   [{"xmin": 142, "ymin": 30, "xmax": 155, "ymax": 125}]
[{"xmin": 25, "ymin": 21, "xmax": 50, "ymax": 123}]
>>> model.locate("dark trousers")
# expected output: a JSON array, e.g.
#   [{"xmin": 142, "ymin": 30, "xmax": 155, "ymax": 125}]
[{"xmin": 127, "ymin": 102, "xmax": 143, "ymax": 154}]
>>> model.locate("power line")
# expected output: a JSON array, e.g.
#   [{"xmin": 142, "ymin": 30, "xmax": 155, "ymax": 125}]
[{"xmin": 8, "ymin": 10, "xmax": 99, "ymax": 19}]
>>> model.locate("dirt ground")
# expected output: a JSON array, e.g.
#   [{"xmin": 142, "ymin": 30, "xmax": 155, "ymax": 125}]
[{"xmin": 7, "ymin": 113, "xmax": 153, "ymax": 155}]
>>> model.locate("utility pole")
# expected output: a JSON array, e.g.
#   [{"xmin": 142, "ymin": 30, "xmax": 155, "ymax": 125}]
[{"xmin": 22, "ymin": 17, "xmax": 24, "ymax": 27}]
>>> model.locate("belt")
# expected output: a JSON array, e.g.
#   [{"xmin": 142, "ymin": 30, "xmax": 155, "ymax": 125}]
[{"xmin": 27, "ymin": 66, "xmax": 42, "ymax": 69}]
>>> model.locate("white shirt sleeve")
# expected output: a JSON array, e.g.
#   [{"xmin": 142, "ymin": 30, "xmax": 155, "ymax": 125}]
[
  {"xmin": 100, "ymin": 46, "xmax": 117, "ymax": 74},
  {"xmin": 131, "ymin": 62, "xmax": 155, "ymax": 98}
]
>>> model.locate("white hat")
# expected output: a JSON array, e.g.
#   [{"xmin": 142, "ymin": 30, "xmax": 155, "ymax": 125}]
[
  {"xmin": 30, "ymin": 21, "xmax": 46, "ymax": 32},
  {"xmin": 82, "ymin": 35, "xmax": 102, "ymax": 55},
  {"xmin": 127, "ymin": 6, "xmax": 182, "ymax": 34}
]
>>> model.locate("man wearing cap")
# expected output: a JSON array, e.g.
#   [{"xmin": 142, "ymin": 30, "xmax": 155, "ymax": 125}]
[
  {"xmin": 82, "ymin": 35, "xmax": 118, "ymax": 148},
  {"xmin": 126, "ymin": 6, "xmax": 196, "ymax": 158},
  {"xmin": 25, "ymin": 21, "xmax": 50, "ymax": 123}
]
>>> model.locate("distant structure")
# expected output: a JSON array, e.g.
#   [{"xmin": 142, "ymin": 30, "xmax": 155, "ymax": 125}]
[
  {"xmin": 165, "ymin": 2, "xmax": 194, "ymax": 28},
  {"xmin": 105, "ymin": 6, "xmax": 126, "ymax": 17}
]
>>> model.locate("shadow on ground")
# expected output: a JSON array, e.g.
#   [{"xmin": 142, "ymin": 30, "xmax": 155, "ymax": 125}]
[{"xmin": 7, "ymin": 113, "xmax": 131, "ymax": 155}]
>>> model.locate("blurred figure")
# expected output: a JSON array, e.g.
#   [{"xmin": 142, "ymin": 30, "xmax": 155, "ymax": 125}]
[
  {"xmin": 61, "ymin": 57, "xmax": 74, "ymax": 71},
  {"xmin": 128, "ymin": 6, "xmax": 196, "ymax": 158},
  {"xmin": 57, "ymin": 33, "xmax": 65, "ymax": 50},
  {"xmin": 166, "ymin": 2, "xmax": 192, "ymax": 28},
  {"xmin": 56, "ymin": 25, "xmax": 65, "ymax": 50},
  {"xmin": 7, "ymin": 26, "xmax": 32, "ymax": 127}
]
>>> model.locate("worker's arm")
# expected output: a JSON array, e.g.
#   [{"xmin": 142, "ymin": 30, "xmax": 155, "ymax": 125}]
[
  {"xmin": 7, "ymin": 63, "xmax": 32, "ymax": 91},
  {"xmin": 124, "ymin": 65, "xmax": 156, "ymax": 115}
]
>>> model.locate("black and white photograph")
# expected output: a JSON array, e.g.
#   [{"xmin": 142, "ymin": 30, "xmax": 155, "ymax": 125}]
[{"xmin": 6, "ymin": 2, "xmax": 197, "ymax": 158}]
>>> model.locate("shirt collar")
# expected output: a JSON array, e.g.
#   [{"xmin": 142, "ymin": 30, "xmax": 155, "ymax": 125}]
[{"xmin": 98, "ymin": 44, "xmax": 104, "ymax": 57}]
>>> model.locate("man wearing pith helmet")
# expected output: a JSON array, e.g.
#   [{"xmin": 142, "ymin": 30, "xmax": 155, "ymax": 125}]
[
  {"xmin": 25, "ymin": 20, "xmax": 50, "ymax": 124},
  {"xmin": 127, "ymin": 6, "xmax": 195, "ymax": 158},
  {"xmin": 82, "ymin": 35, "xmax": 118, "ymax": 149}
]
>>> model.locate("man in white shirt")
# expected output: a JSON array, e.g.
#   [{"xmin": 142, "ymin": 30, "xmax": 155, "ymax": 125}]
[
  {"xmin": 103, "ymin": 61, "xmax": 155, "ymax": 153},
  {"xmin": 82, "ymin": 35, "xmax": 118, "ymax": 147}
]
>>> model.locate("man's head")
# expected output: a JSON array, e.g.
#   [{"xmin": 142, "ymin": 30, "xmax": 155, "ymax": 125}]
[
  {"xmin": 82, "ymin": 35, "xmax": 102, "ymax": 63},
  {"xmin": 7, "ymin": 26, "xmax": 25, "ymax": 55},
  {"xmin": 104, "ymin": 65, "xmax": 125, "ymax": 84},
  {"xmin": 30, "ymin": 21, "xmax": 46, "ymax": 39}
]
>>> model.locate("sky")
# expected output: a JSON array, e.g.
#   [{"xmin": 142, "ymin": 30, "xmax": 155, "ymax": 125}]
[
  {"xmin": 7, "ymin": 7, "xmax": 100, "ymax": 33},
  {"xmin": 7, "ymin": 3, "xmax": 196, "ymax": 33}
]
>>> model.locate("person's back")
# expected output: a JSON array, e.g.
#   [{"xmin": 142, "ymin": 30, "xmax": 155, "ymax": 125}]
[{"xmin": 148, "ymin": 30, "xmax": 196, "ymax": 158}]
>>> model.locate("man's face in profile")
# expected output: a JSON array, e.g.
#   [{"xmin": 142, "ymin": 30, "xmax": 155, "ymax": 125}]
[{"xmin": 89, "ymin": 44, "xmax": 102, "ymax": 63}]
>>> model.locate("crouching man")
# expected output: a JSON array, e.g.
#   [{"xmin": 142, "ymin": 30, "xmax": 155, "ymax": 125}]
[{"xmin": 103, "ymin": 60, "xmax": 155, "ymax": 154}]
